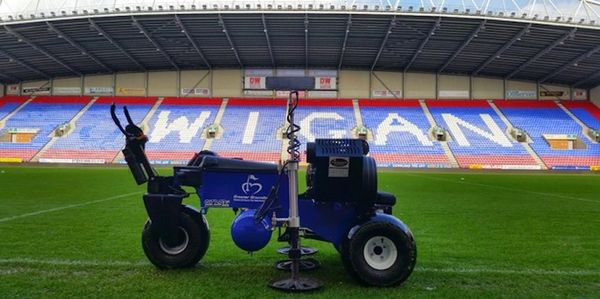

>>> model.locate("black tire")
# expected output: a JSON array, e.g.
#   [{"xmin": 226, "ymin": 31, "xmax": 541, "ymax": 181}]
[
  {"xmin": 347, "ymin": 221, "xmax": 416, "ymax": 287},
  {"xmin": 142, "ymin": 206, "xmax": 210, "ymax": 269},
  {"xmin": 339, "ymin": 236, "xmax": 359, "ymax": 280}
]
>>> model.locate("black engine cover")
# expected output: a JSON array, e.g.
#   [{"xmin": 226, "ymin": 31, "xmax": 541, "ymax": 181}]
[{"xmin": 306, "ymin": 139, "xmax": 376, "ymax": 204}]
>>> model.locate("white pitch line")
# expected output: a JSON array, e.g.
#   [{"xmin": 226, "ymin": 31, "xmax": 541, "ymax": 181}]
[
  {"xmin": 0, "ymin": 257, "xmax": 598, "ymax": 276},
  {"xmin": 418, "ymin": 267, "xmax": 600, "ymax": 276},
  {"xmin": 0, "ymin": 257, "xmax": 147, "ymax": 268},
  {"xmin": 402, "ymin": 173, "xmax": 600, "ymax": 204},
  {"xmin": 0, "ymin": 191, "xmax": 143, "ymax": 224}
]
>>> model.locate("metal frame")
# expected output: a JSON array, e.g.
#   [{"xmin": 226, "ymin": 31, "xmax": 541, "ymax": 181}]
[
  {"xmin": 4, "ymin": 25, "xmax": 81, "ymax": 76},
  {"xmin": 404, "ymin": 17, "xmax": 441, "ymax": 72},
  {"xmin": 46, "ymin": 21, "xmax": 113, "ymax": 73},
  {"xmin": 0, "ymin": 48, "xmax": 49, "ymax": 78},
  {"xmin": 438, "ymin": 20, "xmax": 486, "ymax": 74},
  {"xmin": 472, "ymin": 24, "xmax": 532, "ymax": 76},
  {"xmin": 88, "ymin": 18, "xmax": 146, "ymax": 72},
  {"xmin": 539, "ymin": 40, "xmax": 600, "ymax": 83},
  {"xmin": 305, "ymin": 13, "xmax": 309, "ymax": 69},
  {"xmin": 217, "ymin": 13, "xmax": 243, "ymax": 68},
  {"xmin": 174, "ymin": 15, "xmax": 212, "ymax": 69},
  {"xmin": 0, "ymin": 12, "xmax": 598, "ymax": 88},
  {"xmin": 338, "ymin": 14, "xmax": 352, "ymax": 70},
  {"xmin": 506, "ymin": 28, "xmax": 577, "ymax": 79},
  {"xmin": 131, "ymin": 16, "xmax": 180, "ymax": 70},
  {"xmin": 371, "ymin": 16, "xmax": 396, "ymax": 72},
  {"xmin": 261, "ymin": 14, "xmax": 276, "ymax": 68}
]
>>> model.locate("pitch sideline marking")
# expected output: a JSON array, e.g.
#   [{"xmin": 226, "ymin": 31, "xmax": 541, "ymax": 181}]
[
  {"xmin": 0, "ymin": 191, "xmax": 143, "ymax": 224},
  {"xmin": 402, "ymin": 173, "xmax": 600, "ymax": 204},
  {"xmin": 0, "ymin": 257, "xmax": 598, "ymax": 276}
]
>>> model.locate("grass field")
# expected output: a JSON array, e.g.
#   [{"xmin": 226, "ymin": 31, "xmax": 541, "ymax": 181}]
[{"xmin": 0, "ymin": 165, "xmax": 599, "ymax": 298}]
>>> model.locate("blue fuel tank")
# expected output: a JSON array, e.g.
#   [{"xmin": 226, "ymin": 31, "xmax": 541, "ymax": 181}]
[{"xmin": 231, "ymin": 209, "xmax": 272, "ymax": 252}]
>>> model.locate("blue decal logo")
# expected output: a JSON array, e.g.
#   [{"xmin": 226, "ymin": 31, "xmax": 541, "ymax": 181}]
[{"xmin": 241, "ymin": 175, "xmax": 263, "ymax": 195}]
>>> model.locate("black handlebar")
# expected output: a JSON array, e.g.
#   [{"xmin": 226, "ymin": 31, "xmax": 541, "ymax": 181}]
[{"xmin": 111, "ymin": 103, "xmax": 156, "ymax": 184}]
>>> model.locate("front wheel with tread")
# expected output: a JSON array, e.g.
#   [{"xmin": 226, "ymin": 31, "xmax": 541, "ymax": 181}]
[
  {"xmin": 347, "ymin": 221, "xmax": 416, "ymax": 286},
  {"xmin": 142, "ymin": 206, "xmax": 210, "ymax": 269}
]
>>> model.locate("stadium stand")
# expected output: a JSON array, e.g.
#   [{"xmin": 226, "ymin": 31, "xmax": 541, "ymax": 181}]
[
  {"xmin": 144, "ymin": 97, "xmax": 221, "ymax": 163},
  {"xmin": 209, "ymin": 98, "xmax": 286, "ymax": 162},
  {"xmin": 294, "ymin": 99, "xmax": 356, "ymax": 161},
  {"xmin": 0, "ymin": 96, "xmax": 29, "ymax": 120},
  {"xmin": 496, "ymin": 100, "xmax": 600, "ymax": 169},
  {"xmin": 562, "ymin": 101, "xmax": 600, "ymax": 129},
  {"xmin": 359, "ymin": 99, "xmax": 450, "ymax": 168},
  {"xmin": 0, "ymin": 96, "xmax": 91, "ymax": 161},
  {"xmin": 2, "ymin": 95, "xmax": 600, "ymax": 170},
  {"xmin": 40, "ymin": 96, "xmax": 157, "ymax": 163},
  {"xmin": 427, "ymin": 100, "xmax": 539, "ymax": 168}
]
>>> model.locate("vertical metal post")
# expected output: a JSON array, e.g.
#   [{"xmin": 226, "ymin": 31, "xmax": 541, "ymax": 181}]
[
  {"xmin": 402, "ymin": 71, "xmax": 406, "ymax": 99},
  {"xmin": 177, "ymin": 70, "xmax": 182, "ymax": 97},
  {"xmin": 569, "ymin": 85, "xmax": 574, "ymax": 101},
  {"xmin": 80, "ymin": 75, "xmax": 85, "ymax": 96},
  {"xmin": 145, "ymin": 71, "xmax": 149, "ymax": 97},
  {"xmin": 469, "ymin": 75, "xmax": 473, "ymax": 100},
  {"xmin": 112, "ymin": 73, "xmax": 117, "ymax": 96},
  {"xmin": 435, "ymin": 73, "xmax": 439, "ymax": 100},
  {"xmin": 210, "ymin": 70, "xmax": 214, "ymax": 98}
]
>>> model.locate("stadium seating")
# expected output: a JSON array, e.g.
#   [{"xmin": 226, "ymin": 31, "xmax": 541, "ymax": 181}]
[
  {"xmin": 496, "ymin": 100, "xmax": 600, "ymax": 169},
  {"xmin": 209, "ymin": 98, "xmax": 286, "ymax": 162},
  {"xmin": 0, "ymin": 96, "xmax": 29, "ymax": 120},
  {"xmin": 0, "ymin": 96, "xmax": 91, "ymax": 161},
  {"xmin": 359, "ymin": 99, "xmax": 450, "ymax": 168},
  {"xmin": 562, "ymin": 101, "xmax": 600, "ymax": 129},
  {"xmin": 41, "ymin": 96, "xmax": 157, "ymax": 163},
  {"xmin": 427, "ymin": 100, "xmax": 538, "ymax": 168},
  {"xmin": 294, "ymin": 99, "xmax": 356, "ymax": 161},
  {"xmin": 2, "ymin": 95, "xmax": 600, "ymax": 170},
  {"xmin": 144, "ymin": 97, "xmax": 221, "ymax": 163}
]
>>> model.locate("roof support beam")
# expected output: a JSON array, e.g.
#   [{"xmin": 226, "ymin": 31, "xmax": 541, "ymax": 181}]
[
  {"xmin": 573, "ymin": 69, "xmax": 600, "ymax": 87},
  {"xmin": 438, "ymin": 20, "xmax": 486, "ymax": 74},
  {"xmin": 305, "ymin": 13, "xmax": 309, "ymax": 69},
  {"xmin": 174, "ymin": 15, "xmax": 211, "ymax": 69},
  {"xmin": 472, "ymin": 24, "xmax": 531, "ymax": 76},
  {"xmin": 89, "ymin": 19, "xmax": 146, "ymax": 72},
  {"xmin": 4, "ymin": 26, "xmax": 81, "ymax": 76},
  {"xmin": 371, "ymin": 16, "xmax": 396, "ymax": 72},
  {"xmin": 338, "ymin": 14, "xmax": 352, "ymax": 70},
  {"xmin": 506, "ymin": 28, "xmax": 576, "ymax": 80},
  {"xmin": 46, "ymin": 22, "xmax": 113, "ymax": 73},
  {"xmin": 131, "ymin": 17, "xmax": 180, "ymax": 70},
  {"xmin": 539, "ymin": 42, "xmax": 600, "ymax": 84},
  {"xmin": 218, "ymin": 14, "xmax": 243, "ymax": 68},
  {"xmin": 404, "ymin": 18, "xmax": 441, "ymax": 72},
  {"xmin": 0, "ymin": 71, "xmax": 20, "ymax": 82},
  {"xmin": 261, "ymin": 14, "xmax": 275, "ymax": 67},
  {"xmin": 0, "ymin": 48, "xmax": 50, "ymax": 79}
]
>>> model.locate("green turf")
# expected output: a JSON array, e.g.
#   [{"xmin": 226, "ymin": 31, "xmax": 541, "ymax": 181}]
[{"xmin": 0, "ymin": 166, "xmax": 599, "ymax": 298}]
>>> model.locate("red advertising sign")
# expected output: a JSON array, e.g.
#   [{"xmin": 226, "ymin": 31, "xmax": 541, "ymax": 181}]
[
  {"xmin": 315, "ymin": 76, "xmax": 336, "ymax": 90},
  {"xmin": 244, "ymin": 76, "xmax": 266, "ymax": 90}
]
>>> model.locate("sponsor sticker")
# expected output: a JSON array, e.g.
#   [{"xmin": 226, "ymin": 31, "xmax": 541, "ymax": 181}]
[{"xmin": 328, "ymin": 156, "xmax": 349, "ymax": 177}]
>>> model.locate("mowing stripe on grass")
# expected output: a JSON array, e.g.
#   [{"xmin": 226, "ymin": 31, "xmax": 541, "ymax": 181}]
[
  {"xmin": 403, "ymin": 173, "xmax": 600, "ymax": 204},
  {"xmin": 1, "ymin": 257, "xmax": 599, "ymax": 276},
  {"xmin": 0, "ymin": 191, "xmax": 143, "ymax": 224}
]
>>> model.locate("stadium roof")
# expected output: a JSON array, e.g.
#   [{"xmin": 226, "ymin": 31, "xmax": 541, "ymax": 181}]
[{"xmin": 0, "ymin": 1, "xmax": 600, "ymax": 88}]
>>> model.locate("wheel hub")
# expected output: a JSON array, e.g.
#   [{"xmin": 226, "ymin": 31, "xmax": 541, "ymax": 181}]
[
  {"xmin": 159, "ymin": 227, "xmax": 189, "ymax": 255},
  {"xmin": 363, "ymin": 236, "xmax": 398, "ymax": 270}
]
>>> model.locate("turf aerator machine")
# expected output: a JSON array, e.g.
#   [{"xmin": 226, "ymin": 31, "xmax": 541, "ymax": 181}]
[{"xmin": 110, "ymin": 77, "xmax": 416, "ymax": 291}]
